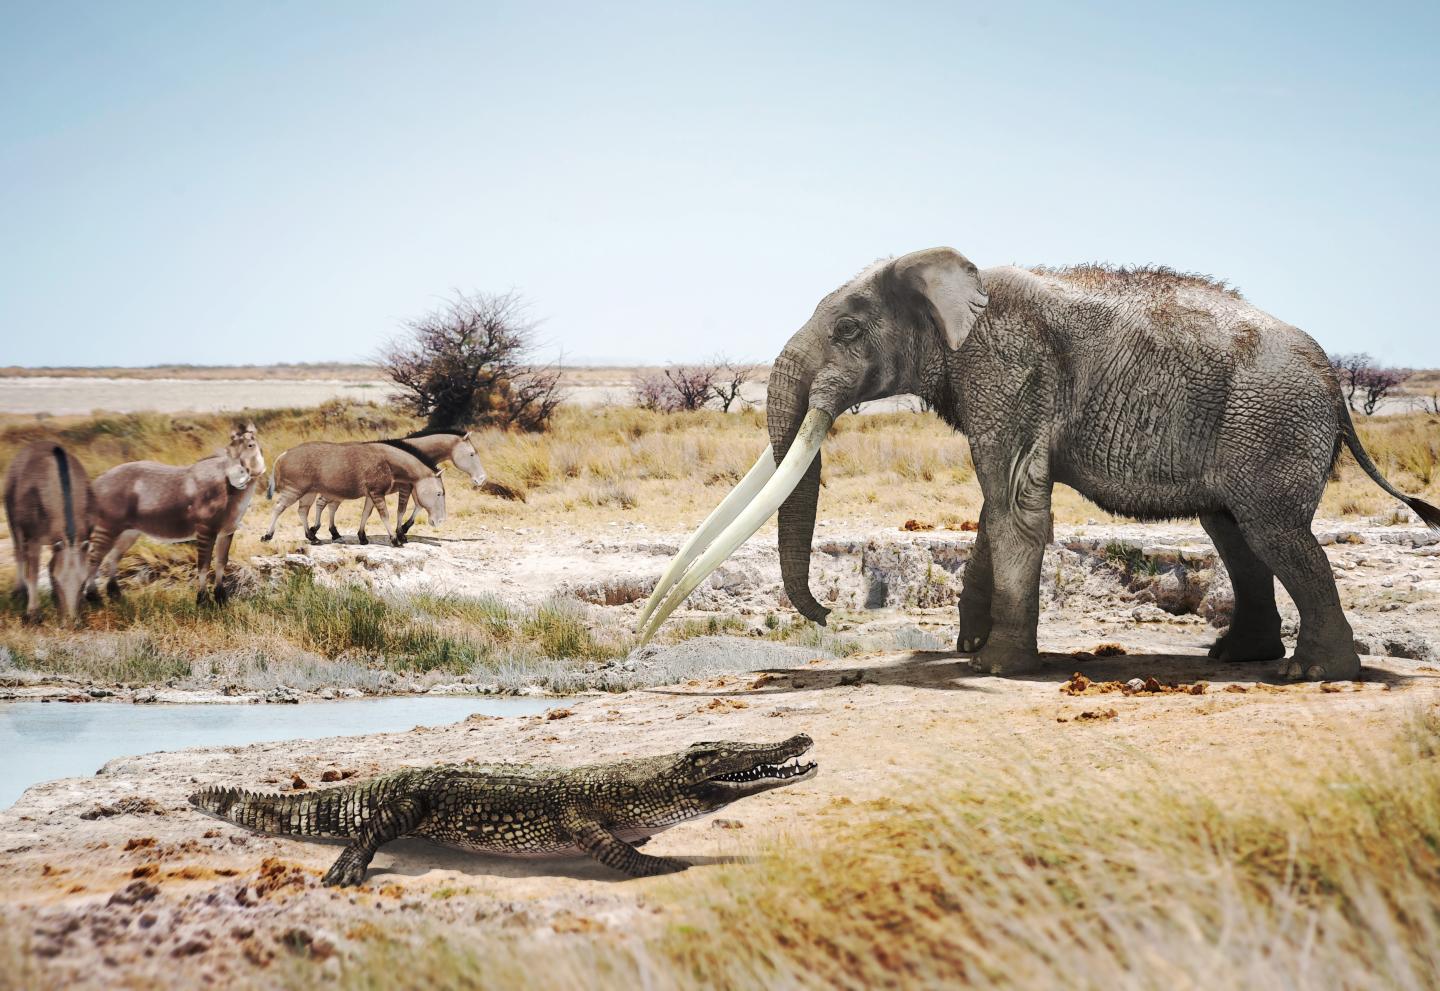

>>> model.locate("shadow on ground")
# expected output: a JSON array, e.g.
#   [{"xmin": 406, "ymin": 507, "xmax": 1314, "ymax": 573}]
[
  {"xmin": 372, "ymin": 840, "xmax": 750, "ymax": 883},
  {"xmin": 648, "ymin": 648, "xmax": 1427, "ymax": 697}
]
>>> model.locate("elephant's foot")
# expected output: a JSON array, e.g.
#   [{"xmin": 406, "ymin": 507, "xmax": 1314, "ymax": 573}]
[
  {"xmin": 105, "ymin": 578, "xmax": 123, "ymax": 602},
  {"xmin": 357, "ymin": 532, "xmax": 369, "ymax": 546},
  {"xmin": 1277, "ymin": 646, "xmax": 1361, "ymax": 682},
  {"xmin": 956, "ymin": 629, "xmax": 989, "ymax": 653},
  {"xmin": 972, "ymin": 641, "xmax": 1041, "ymax": 676},
  {"xmin": 1207, "ymin": 627, "xmax": 1285, "ymax": 663},
  {"xmin": 328, "ymin": 526, "xmax": 341, "ymax": 541},
  {"xmin": 956, "ymin": 602, "xmax": 992, "ymax": 653}
]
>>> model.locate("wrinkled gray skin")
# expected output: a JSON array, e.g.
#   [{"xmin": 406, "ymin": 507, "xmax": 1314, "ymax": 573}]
[
  {"xmin": 3, "ymin": 442, "xmax": 93, "ymax": 624},
  {"xmin": 767, "ymin": 248, "xmax": 1440, "ymax": 681}
]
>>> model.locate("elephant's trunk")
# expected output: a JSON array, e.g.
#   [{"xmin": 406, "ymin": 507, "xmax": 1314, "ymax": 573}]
[{"xmin": 768, "ymin": 346, "xmax": 831, "ymax": 625}]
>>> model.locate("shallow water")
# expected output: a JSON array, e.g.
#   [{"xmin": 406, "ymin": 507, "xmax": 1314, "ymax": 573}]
[{"xmin": 0, "ymin": 696, "xmax": 556, "ymax": 809}]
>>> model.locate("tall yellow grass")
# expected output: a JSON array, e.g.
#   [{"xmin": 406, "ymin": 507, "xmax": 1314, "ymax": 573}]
[
  {"xmin": 280, "ymin": 712, "xmax": 1440, "ymax": 990},
  {"xmin": 4, "ymin": 402, "xmax": 1437, "ymax": 536}
]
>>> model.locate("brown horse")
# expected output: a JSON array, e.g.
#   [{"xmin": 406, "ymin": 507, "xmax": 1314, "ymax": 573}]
[
  {"xmin": 309, "ymin": 431, "xmax": 484, "ymax": 542},
  {"xmin": 86, "ymin": 423, "xmax": 265, "ymax": 604},
  {"xmin": 262, "ymin": 439, "xmax": 445, "ymax": 546},
  {"xmin": 3, "ymin": 442, "xmax": 94, "ymax": 623}
]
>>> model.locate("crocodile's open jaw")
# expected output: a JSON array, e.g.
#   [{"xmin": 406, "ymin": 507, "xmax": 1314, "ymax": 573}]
[
  {"xmin": 710, "ymin": 756, "xmax": 817, "ymax": 786},
  {"xmin": 693, "ymin": 735, "xmax": 817, "ymax": 802}
]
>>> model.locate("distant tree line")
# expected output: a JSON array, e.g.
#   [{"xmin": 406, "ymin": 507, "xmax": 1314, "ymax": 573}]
[{"xmin": 632, "ymin": 358, "xmax": 757, "ymax": 413}]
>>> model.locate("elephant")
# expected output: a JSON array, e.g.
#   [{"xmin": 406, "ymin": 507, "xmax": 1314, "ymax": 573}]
[{"xmin": 639, "ymin": 247, "xmax": 1440, "ymax": 681}]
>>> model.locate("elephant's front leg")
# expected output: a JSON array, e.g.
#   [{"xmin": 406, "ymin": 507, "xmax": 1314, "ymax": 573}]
[
  {"xmin": 957, "ymin": 505, "xmax": 993, "ymax": 652},
  {"xmin": 971, "ymin": 448, "xmax": 1052, "ymax": 675}
]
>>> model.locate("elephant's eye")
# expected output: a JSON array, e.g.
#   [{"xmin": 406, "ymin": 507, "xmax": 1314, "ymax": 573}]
[{"xmin": 833, "ymin": 318, "xmax": 863, "ymax": 343}]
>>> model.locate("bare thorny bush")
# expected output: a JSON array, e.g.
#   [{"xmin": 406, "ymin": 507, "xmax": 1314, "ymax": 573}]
[
  {"xmin": 633, "ymin": 356, "xmax": 756, "ymax": 413},
  {"xmin": 379, "ymin": 290, "xmax": 563, "ymax": 432}
]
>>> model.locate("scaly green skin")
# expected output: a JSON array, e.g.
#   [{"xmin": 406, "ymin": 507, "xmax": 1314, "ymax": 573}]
[{"xmin": 189, "ymin": 735, "xmax": 817, "ymax": 886}]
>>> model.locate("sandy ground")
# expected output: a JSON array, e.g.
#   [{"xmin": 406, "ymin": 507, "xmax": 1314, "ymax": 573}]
[
  {"xmin": 4, "ymin": 514, "xmax": 1440, "ymax": 985},
  {"xmin": 3, "ymin": 642, "xmax": 1437, "ymax": 987}
]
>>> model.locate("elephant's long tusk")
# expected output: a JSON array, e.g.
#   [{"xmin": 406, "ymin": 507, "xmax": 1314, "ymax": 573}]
[
  {"xmin": 638, "ymin": 409, "xmax": 833, "ymax": 644},
  {"xmin": 635, "ymin": 445, "xmax": 777, "ymax": 632}
]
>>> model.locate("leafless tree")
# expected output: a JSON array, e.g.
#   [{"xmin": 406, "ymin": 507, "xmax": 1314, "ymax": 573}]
[
  {"xmin": 664, "ymin": 365, "xmax": 718, "ymax": 411},
  {"xmin": 379, "ymin": 291, "xmax": 563, "ymax": 432},
  {"xmin": 631, "ymin": 363, "xmax": 721, "ymax": 412},
  {"xmin": 1359, "ymin": 365, "xmax": 1411, "ymax": 415},
  {"xmin": 710, "ymin": 356, "xmax": 756, "ymax": 412},
  {"xmin": 632, "ymin": 371, "xmax": 672, "ymax": 412},
  {"xmin": 1330, "ymin": 352, "xmax": 1373, "ymax": 412}
]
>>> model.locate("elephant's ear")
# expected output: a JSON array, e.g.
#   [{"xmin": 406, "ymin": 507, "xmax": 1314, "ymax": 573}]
[{"xmin": 894, "ymin": 247, "xmax": 988, "ymax": 352}]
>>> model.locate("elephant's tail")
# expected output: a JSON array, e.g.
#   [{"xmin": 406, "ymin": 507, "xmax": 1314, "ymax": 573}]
[{"xmin": 1340, "ymin": 404, "xmax": 1440, "ymax": 530}]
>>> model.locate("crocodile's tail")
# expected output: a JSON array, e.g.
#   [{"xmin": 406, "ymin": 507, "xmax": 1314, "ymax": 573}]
[
  {"xmin": 1340, "ymin": 404, "xmax": 1440, "ymax": 530},
  {"xmin": 189, "ymin": 784, "xmax": 354, "ymax": 838}
]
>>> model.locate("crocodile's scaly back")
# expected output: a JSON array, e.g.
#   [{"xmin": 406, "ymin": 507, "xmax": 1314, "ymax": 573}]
[{"xmin": 189, "ymin": 736, "xmax": 817, "ymax": 887}]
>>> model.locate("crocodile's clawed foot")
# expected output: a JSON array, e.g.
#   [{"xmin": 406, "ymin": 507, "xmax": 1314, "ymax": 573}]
[
  {"xmin": 321, "ymin": 857, "xmax": 370, "ymax": 888},
  {"xmin": 629, "ymin": 856, "xmax": 689, "ymax": 878}
]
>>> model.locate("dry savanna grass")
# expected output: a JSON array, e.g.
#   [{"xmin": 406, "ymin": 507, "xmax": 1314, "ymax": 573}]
[
  {"xmin": 1, "ymin": 402, "xmax": 1437, "ymax": 682},
  {"xmin": 278, "ymin": 711, "xmax": 1440, "ymax": 990},
  {"xmin": 3, "ymin": 401, "xmax": 1438, "ymax": 537}
]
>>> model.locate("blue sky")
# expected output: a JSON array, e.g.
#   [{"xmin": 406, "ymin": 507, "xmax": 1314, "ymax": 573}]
[{"xmin": 2, "ymin": 1, "xmax": 1436, "ymax": 367}]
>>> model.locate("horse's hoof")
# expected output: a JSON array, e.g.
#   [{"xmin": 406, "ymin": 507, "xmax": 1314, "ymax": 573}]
[
  {"xmin": 358, "ymin": 533, "xmax": 369, "ymax": 545},
  {"xmin": 213, "ymin": 584, "xmax": 230, "ymax": 605}
]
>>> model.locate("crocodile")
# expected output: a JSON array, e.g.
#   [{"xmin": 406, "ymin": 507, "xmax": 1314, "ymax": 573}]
[{"xmin": 189, "ymin": 734, "xmax": 817, "ymax": 886}]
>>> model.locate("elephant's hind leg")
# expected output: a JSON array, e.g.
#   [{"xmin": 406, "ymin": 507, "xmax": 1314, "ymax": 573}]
[
  {"xmin": 1237, "ymin": 520, "xmax": 1359, "ymax": 681},
  {"xmin": 1199, "ymin": 512, "xmax": 1283, "ymax": 663}
]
